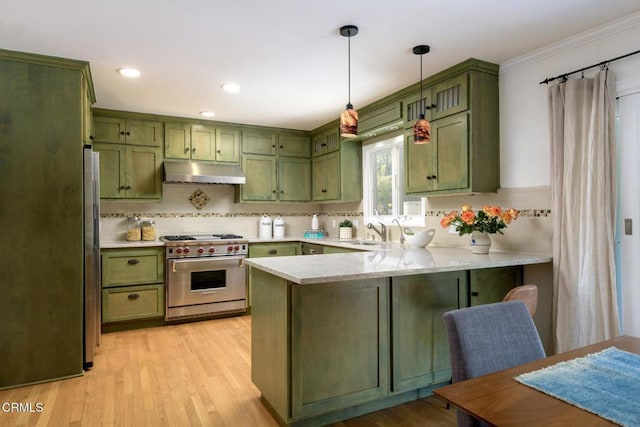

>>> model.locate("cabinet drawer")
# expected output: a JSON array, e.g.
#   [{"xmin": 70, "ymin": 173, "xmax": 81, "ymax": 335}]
[
  {"xmin": 102, "ymin": 284, "xmax": 164, "ymax": 323},
  {"xmin": 249, "ymin": 242, "xmax": 299, "ymax": 258},
  {"xmin": 102, "ymin": 248, "xmax": 164, "ymax": 287}
]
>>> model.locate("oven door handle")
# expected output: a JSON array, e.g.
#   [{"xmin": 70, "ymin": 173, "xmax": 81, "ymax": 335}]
[{"xmin": 169, "ymin": 256, "xmax": 245, "ymax": 273}]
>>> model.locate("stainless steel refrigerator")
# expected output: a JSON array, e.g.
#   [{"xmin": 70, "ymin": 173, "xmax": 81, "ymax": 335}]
[{"xmin": 84, "ymin": 146, "xmax": 101, "ymax": 369}]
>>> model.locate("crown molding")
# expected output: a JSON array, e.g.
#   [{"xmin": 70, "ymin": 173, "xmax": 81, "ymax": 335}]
[{"xmin": 500, "ymin": 11, "xmax": 640, "ymax": 73}]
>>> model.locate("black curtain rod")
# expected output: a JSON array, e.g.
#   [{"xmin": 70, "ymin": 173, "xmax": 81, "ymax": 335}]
[{"xmin": 539, "ymin": 49, "xmax": 640, "ymax": 84}]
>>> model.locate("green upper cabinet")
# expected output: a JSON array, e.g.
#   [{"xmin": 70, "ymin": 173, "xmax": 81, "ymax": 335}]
[
  {"xmin": 311, "ymin": 135, "xmax": 361, "ymax": 203},
  {"xmin": 164, "ymin": 123, "xmax": 239, "ymax": 163},
  {"xmin": 94, "ymin": 142, "xmax": 162, "ymax": 199},
  {"xmin": 405, "ymin": 112, "xmax": 469, "ymax": 193},
  {"xmin": 403, "ymin": 89, "xmax": 434, "ymax": 129},
  {"xmin": 216, "ymin": 127, "xmax": 241, "ymax": 163},
  {"xmin": 242, "ymin": 130, "xmax": 277, "ymax": 155},
  {"xmin": 404, "ymin": 60, "xmax": 499, "ymax": 195},
  {"xmin": 279, "ymin": 156, "xmax": 311, "ymax": 201},
  {"xmin": 278, "ymin": 134, "xmax": 310, "ymax": 157},
  {"xmin": 164, "ymin": 122, "xmax": 191, "ymax": 159},
  {"xmin": 430, "ymin": 73, "xmax": 468, "ymax": 120},
  {"xmin": 93, "ymin": 116, "xmax": 163, "ymax": 147},
  {"xmin": 312, "ymin": 128, "xmax": 340, "ymax": 156},
  {"xmin": 191, "ymin": 124, "xmax": 216, "ymax": 160},
  {"xmin": 358, "ymin": 101, "xmax": 403, "ymax": 138},
  {"xmin": 241, "ymin": 154, "xmax": 278, "ymax": 201},
  {"xmin": 312, "ymin": 152, "xmax": 340, "ymax": 201},
  {"xmin": 239, "ymin": 129, "xmax": 311, "ymax": 202}
]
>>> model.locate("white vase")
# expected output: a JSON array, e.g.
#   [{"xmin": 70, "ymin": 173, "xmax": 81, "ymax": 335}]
[
  {"xmin": 339, "ymin": 227, "xmax": 353, "ymax": 240},
  {"xmin": 470, "ymin": 231, "xmax": 491, "ymax": 254}
]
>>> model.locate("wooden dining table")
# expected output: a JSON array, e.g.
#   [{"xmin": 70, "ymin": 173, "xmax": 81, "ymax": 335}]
[{"xmin": 433, "ymin": 335, "xmax": 640, "ymax": 426}]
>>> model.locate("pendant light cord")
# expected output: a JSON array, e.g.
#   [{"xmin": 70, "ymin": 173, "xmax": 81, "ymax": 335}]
[
  {"xmin": 419, "ymin": 53, "xmax": 423, "ymax": 116},
  {"xmin": 347, "ymin": 32, "xmax": 351, "ymax": 106}
]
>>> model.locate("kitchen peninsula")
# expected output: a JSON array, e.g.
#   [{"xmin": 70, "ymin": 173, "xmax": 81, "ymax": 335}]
[{"xmin": 245, "ymin": 246, "xmax": 551, "ymax": 426}]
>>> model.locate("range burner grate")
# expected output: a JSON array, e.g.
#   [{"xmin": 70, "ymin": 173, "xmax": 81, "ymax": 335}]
[{"xmin": 162, "ymin": 235, "xmax": 197, "ymax": 241}]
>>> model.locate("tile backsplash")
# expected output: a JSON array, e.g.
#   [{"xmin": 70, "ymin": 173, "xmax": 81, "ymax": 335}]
[{"xmin": 100, "ymin": 184, "xmax": 551, "ymax": 255}]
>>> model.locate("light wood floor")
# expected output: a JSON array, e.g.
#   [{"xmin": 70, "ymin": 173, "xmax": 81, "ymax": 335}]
[{"xmin": 0, "ymin": 315, "xmax": 455, "ymax": 426}]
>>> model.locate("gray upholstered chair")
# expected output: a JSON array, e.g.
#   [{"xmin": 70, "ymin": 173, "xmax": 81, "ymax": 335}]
[{"xmin": 443, "ymin": 301, "xmax": 546, "ymax": 427}]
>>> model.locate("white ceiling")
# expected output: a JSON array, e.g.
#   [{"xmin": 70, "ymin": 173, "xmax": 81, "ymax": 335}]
[{"xmin": 2, "ymin": 0, "xmax": 639, "ymax": 131}]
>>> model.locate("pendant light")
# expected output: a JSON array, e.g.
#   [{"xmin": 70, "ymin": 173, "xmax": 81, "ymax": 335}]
[
  {"xmin": 339, "ymin": 25, "xmax": 359, "ymax": 138},
  {"xmin": 412, "ymin": 45, "xmax": 431, "ymax": 144}
]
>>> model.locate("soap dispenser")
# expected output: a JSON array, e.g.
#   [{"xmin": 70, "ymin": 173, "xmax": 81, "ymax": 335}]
[{"xmin": 311, "ymin": 214, "xmax": 319, "ymax": 231}]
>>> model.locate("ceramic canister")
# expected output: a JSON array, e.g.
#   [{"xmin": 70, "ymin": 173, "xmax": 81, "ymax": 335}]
[
  {"xmin": 259, "ymin": 214, "xmax": 272, "ymax": 238},
  {"xmin": 273, "ymin": 216, "xmax": 285, "ymax": 238}
]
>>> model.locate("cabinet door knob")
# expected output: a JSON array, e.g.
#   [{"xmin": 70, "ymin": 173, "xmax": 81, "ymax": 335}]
[
  {"xmin": 125, "ymin": 185, "xmax": 132, "ymax": 190},
  {"xmin": 89, "ymin": 135, "xmax": 94, "ymax": 140},
  {"xmin": 126, "ymin": 132, "xmax": 131, "ymax": 136},
  {"xmin": 321, "ymin": 143, "xmax": 327, "ymax": 147},
  {"xmin": 217, "ymin": 150, "xmax": 221, "ymax": 154},
  {"xmin": 127, "ymin": 259, "xmax": 140, "ymax": 265},
  {"xmin": 268, "ymin": 249, "xmax": 277, "ymax": 254},
  {"xmin": 279, "ymin": 145, "xmax": 283, "ymax": 149},
  {"xmin": 471, "ymin": 291, "xmax": 480, "ymax": 297},
  {"xmin": 192, "ymin": 147, "xmax": 196, "ymax": 152},
  {"xmin": 120, "ymin": 131, "xmax": 125, "ymax": 135},
  {"xmin": 128, "ymin": 293, "xmax": 140, "ymax": 300},
  {"xmin": 426, "ymin": 176, "xmax": 432, "ymax": 181},
  {"xmin": 322, "ymin": 189, "xmax": 327, "ymax": 193},
  {"xmin": 425, "ymin": 103, "xmax": 437, "ymax": 110},
  {"xmin": 431, "ymin": 175, "xmax": 437, "ymax": 179},
  {"xmin": 184, "ymin": 148, "xmax": 189, "ymax": 153}
]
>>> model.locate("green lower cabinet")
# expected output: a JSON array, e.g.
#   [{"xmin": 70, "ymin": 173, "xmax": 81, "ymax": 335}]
[
  {"xmin": 291, "ymin": 278, "xmax": 389, "ymax": 418},
  {"xmin": 322, "ymin": 245, "xmax": 360, "ymax": 254},
  {"xmin": 249, "ymin": 242, "xmax": 299, "ymax": 258},
  {"xmin": 101, "ymin": 247, "xmax": 165, "ymax": 325},
  {"xmin": 390, "ymin": 272, "xmax": 467, "ymax": 393},
  {"xmin": 469, "ymin": 266, "xmax": 523, "ymax": 306},
  {"xmin": 102, "ymin": 284, "xmax": 164, "ymax": 323}
]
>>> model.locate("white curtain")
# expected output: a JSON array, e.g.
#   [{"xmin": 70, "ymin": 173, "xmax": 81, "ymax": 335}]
[{"xmin": 549, "ymin": 70, "xmax": 620, "ymax": 352}]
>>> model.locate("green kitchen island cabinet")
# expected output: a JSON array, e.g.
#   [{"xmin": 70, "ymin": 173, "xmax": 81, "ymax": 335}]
[{"xmin": 245, "ymin": 247, "xmax": 551, "ymax": 426}]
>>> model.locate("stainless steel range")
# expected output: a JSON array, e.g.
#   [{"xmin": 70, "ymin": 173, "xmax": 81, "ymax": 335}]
[{"xmin": 161, "ymin": 234, "xmax": 248, "ymax": 320}]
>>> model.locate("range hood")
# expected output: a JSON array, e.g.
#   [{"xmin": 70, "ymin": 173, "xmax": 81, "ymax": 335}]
[{"xmin": 163, "ymin": 160, "xmax": 246, "ymax": 185}]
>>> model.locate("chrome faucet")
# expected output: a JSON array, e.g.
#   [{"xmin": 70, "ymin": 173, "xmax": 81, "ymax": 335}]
[
  {"xmin": 367, "ymin": 222, "xmax": 387, "ymax": 242},
  {"xmin": 392, "ymin": 218, "xmax": 405, "ymax": 244}
]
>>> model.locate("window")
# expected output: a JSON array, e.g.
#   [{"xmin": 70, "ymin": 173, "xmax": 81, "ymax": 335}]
[{"xmin": 362, "ymin": 134, "xmax": 425, "ymax": 226}]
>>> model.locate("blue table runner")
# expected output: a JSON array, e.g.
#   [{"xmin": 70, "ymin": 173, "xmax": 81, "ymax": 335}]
[{"xmin": 515, "ymin": 347, "xmax": 640, "ymax": 426}]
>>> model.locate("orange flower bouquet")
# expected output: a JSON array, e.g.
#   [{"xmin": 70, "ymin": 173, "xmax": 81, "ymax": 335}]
[{"xmin": 440, "ymin": 205, "xmax": 519, "ymax": 236}]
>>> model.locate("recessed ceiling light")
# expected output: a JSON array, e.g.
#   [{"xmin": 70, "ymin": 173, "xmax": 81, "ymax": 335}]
[
  {"xmin": 221, "ymin": 83, "xmax": 240, "ymax": 93},
  {"xmin": 118, "ymin": 67, "xmax": 141, "ymax": 78},
  {"xmin": 200, "ymin": 111, "xmax": 215, "ymax": 118}
]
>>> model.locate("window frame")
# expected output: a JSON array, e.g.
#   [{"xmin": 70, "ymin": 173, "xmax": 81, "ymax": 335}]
[{"xmin": 362, "ymin": 133, "xmax": 425, "ymax": 227}]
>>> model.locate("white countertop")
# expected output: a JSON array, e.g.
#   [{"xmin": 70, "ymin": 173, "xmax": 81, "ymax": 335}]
[
  {"xmin": 244, "ymin": 246, "xmax": 552, "ymax": 284},
  {"xmin": 100, "ymin": 240, "xmax": 165, "ymax": 249}
]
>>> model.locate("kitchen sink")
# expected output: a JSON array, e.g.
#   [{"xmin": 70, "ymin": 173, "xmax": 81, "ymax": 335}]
[{"xmin": 342, "ymin": 240, "xmax": 394, "ymax": 249}]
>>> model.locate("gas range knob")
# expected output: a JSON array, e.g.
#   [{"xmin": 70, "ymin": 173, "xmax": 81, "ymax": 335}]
[
  {"xmin": 176, "ymin": 247, "xmax": 183, "ymax": 254},
  {"xmin": 208, "ymin": 247, "xmax": 216, "ymax": 253},
  {"xmin": 227, "ymin": 246, "xmax": 233, "ymax": 252},
  {"xmin": 183, "ymin": 247, "xmax": 190, "ymax": 254},
  {"xmin": 234, "ymin": 245, "xmax": 240, "ymax": 251},
  {"xmin": 197, "ymin": 247, "xmax": 204, "ymax": 254}
]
